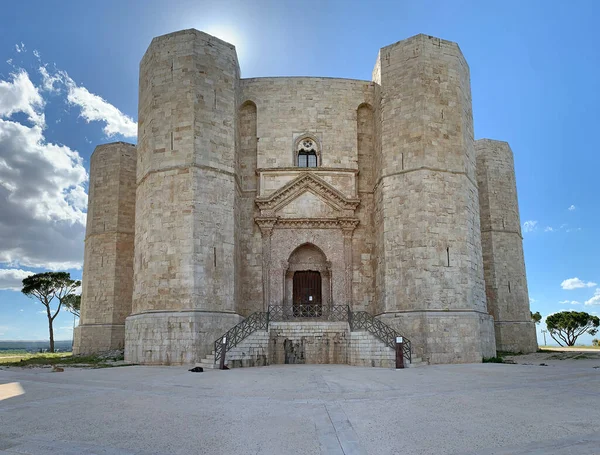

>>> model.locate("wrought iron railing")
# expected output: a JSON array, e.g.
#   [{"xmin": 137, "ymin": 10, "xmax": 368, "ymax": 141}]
[
  {"xmin": 349, "ymin": 311, "xmax": 412, "ymax": 363},
  {"xmin": 212, "ymin": 306, "xmax": 411, "ymax": 364},
  {"xmin": 214, "ymin": 311, "xmax": 268, "ymax": 362},
  {"xmin": 268, "ymin": 304, "xmax": 350, "ymax": 322}
]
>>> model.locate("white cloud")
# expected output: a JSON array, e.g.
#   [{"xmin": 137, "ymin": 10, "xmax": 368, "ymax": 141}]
[
  {"xmin": 568, "ymin": 205, "xmax": 576, "ymax": 211},
  {"xmin": 529, "ymin": 297, "xmax": 537, "ymax": 304},
  {"xmin": 544, "ymin": 226, "xmax": 554, "ymax": 232},
  {"xmin": 0, "ymin": 268, "xmax": 34, "ymax": 291},
  {"xmin": 39, "ymin": 67, "xmax": 137, "ymax": 138},
  {"xmin": 67, "ymin": 85, "xmax": 137, "ymax": 138},
  {"xmin": 38, "ymin": 66, "xmax": 64, "ymax": 93},
  {"xmin": 584, "ymin": 289, "xmax": 600, "ymax": 306},
  {"xmin": 15, "ymin": 43, "xmax": 26, "ymax": 53},
  {"xmin": 33, "ymin": 50, "xmax": 40, "ymax": 59},
  {"xmin": 559, "ymin": 300, "xmax": 581, "ymax": 305},
  {"xmin": 523, "ymin": 220, "xmax": 538, "ymax": 233},
  {"xmin": 561, "ymin": 278, "xmax": 597, "ymax": 290},
  {"xmin": 0, "ymin": 70, "xmax": 45, "ymax": 126},
  {"xmin": 0, "ymin": 70, "xmax": 87, "ymax": 270}
]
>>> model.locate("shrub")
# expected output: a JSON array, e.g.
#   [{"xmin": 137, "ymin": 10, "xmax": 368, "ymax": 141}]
[{"xmin": 482, "ymin": 356, "xmax": 504, "ymax": 363}]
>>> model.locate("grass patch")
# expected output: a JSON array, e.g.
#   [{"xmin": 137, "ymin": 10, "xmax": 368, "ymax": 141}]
[
  {"xmin": 498, "ymin": 351, "xmax": 524, "ymax": 357},
  {"xmin": 482, "ymin": 356, "xmax": 504, "ymax": 363},
  {"xmin": 573, "ymin": 354, "xmax": 593, "ymax": 360},
  {"xmin": 0, "ymin": 352, "xmax": 72, "ymax": 365},
  {"xmin": 0, "ymin": 351, "xmax": 125, "ymax": 368}
]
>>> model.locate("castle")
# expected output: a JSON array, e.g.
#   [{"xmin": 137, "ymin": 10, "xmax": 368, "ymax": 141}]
[{"xmin": 73, "ymin": 29, "xmax": 538, "ymax": 366}]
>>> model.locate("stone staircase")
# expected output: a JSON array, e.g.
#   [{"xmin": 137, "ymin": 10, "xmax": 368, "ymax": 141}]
[{"xmin": 196, "ymin": 322, "xmax": 424, "ymax": 369}]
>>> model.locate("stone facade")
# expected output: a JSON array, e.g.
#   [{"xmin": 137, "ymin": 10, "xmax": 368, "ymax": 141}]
[
  {"xmin": 76, "ymin": 29, "xmax": 537, "ymax": 365},
  {"xmin": 475, "ymin": 139, "xmax": 538, "ymax": 353},
  {"xmin": 74, "ymin": 142, "xmax": 136, "ymax": 354}
]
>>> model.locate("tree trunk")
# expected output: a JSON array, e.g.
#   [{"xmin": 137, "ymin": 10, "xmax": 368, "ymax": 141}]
[{"xmin": 47, "ymin": 307, "xmax": 54, "ymax": 353}]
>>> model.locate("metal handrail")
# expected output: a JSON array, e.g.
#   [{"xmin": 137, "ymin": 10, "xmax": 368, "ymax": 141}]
[
  {"xmin": 213, "ymin": 311, "xmax": 268, "ymax": 362},
  {"xmin": 349, "ymin": 311, "xmax": 412, "ymax": 363},
  {"xmin": 268, "ymin": 304, "xmax": 349, "ymax": 322},
  {"xmin": 212, "ymin": 306, "xmax": 411, "ymax": 364}
]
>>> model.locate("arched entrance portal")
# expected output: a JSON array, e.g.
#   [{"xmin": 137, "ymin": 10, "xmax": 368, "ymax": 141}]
[{"xmin": 285, "ymin": 244, "xmax": 331, "ymax": 316}]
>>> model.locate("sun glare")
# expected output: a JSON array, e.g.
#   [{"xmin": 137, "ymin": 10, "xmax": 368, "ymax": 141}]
[{"xmin": 203, "ymin": 25, "xmax": 241, "ymax": 48}]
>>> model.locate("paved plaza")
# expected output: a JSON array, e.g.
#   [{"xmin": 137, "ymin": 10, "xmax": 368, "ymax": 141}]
[{"xmin": 1, "ymin": 361, "xmax": 599, "ymax": 454}]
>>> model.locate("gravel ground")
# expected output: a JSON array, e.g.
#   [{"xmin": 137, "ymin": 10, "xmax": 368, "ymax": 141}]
[{"xmin": 1, "ymin": 360, "xmax": 599, "ymax": 455}]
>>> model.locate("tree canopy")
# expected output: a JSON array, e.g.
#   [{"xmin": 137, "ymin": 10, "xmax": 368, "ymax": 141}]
[
  {"xmin": 546, "ymin": 311, "xmax": 599, "ymax": 347},
  {"xmin": 21, "ymin": 272, "xmax": 81, "ymax": 352},
  {"xmin": 63, "ymin": 294, "xmax": 81, "ymax": 318},
  {"xmin": 531, "ymin": 311, "xmax": 542, "ymax": 325}
]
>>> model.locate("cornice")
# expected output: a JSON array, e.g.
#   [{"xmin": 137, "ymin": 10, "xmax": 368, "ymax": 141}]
[{"xmin": 255, "ymin": 216, "xmax": 360, "ymax": 230}]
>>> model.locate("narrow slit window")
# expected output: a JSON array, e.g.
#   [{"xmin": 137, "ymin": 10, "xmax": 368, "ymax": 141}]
[{"xmin": 446, "ymin": 247, "xmax": 450, "ymax": 267}]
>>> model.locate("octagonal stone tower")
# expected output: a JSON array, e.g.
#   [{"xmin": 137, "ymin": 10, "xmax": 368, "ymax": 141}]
[
  {"xmin": 476, "ymin": 139, "xmax": 538, "ymax": 353},
  {"xmin": 125, "ymin": 30, "xmax": 243, "ymax": 364},
  {"xmin": 73, "ymin": 142, "xmax": 136, "ymax": 354},
  {"xmin": 373, "ymin": 35, "xmax": 496, "ymax": 363}
]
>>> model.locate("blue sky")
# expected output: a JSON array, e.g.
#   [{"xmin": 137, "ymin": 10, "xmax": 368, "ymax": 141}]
[{"xmin": 0, "ymin": 0, "xmax": 598, "ymax": 345}]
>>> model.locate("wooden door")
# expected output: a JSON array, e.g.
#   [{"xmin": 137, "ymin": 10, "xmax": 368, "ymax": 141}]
[{"xmin": 293, "ymin": 271, "xmax": 322, "ymax": 317}]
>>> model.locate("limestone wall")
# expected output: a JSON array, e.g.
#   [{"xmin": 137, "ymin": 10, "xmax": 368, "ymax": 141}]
[
  {"xmin": 74, "ymin": 142, "xmax": 136, "ymax": 355},
  {"xmin": 373, "ymin": 34, "xmax": 495, "ymax": 362},
  {"xmin": 349, "ymin": 331, "xmax": 395, "ymax": 368},
  {"xmin": 236, "ymin": 78, "xmax": 377, "ymax": 312},
  {"xmin": 240, "ymin": 78, "xmax": 374, "ymax": 170},
  {"xmin": 127, "ymin": 29, "xmax": 241, "ymax": 363},
  {"xmin": 269, "ymin": 322, "xmax": 349, "ymax": 365},
  {"xmin": 475, "ymin": 139, "xmax": 537, "ymax": 353}
]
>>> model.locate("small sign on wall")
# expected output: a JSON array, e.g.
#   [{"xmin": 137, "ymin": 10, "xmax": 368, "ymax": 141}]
[{"xmin": 396, "ymin": 337, "xmax": 403, "ymax": 343}]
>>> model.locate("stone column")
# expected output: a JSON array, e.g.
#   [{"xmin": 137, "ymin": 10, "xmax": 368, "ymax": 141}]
[
  {"xmin": 340, "ymin": 219, "xmax": 358, "ymax": 307},
  {"xmin": 257, "ymin": 218, "xmax": 277, "ymax": 311}
]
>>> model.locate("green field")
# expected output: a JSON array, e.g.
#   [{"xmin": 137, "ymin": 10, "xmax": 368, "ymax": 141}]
[{"xmin": 0, "ymin": 351, "xmax": 124, "ymax": 367}]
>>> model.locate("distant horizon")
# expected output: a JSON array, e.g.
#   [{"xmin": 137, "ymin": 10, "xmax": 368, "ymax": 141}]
[{"xmin": 0, "ymin": 339, "xmax": 73, "ymax": 342}]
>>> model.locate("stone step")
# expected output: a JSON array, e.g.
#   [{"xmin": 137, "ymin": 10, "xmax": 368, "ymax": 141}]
[
  {"xmin": 195, "ymin": 362, "xmax": 217, "ymax": 369},
  {"xmin": 407, "ymin": 357, "xmax": 426, "ymax": 368}
]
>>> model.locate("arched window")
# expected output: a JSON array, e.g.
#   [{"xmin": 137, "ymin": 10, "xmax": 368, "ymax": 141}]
[{"xmin": 296, "ymin": 138, "xmax": 318, "ymax": 168}]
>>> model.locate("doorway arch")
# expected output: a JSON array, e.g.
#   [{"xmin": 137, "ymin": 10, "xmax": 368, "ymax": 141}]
[{"xmin": 284, "ymin": 243, "xmax": 332, "ymax": 316}]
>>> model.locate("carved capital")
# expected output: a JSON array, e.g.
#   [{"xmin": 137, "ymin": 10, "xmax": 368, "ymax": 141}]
[
  {"xmin": 255, "ymin": 217, "xmax": 277, "ymax": 236},
  {"xmin": 339, "ymin": 218, "xmax": 359, "ymax": 237}
]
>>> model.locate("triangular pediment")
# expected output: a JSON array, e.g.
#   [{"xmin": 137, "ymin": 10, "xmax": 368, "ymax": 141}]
[
  {"xmin": 255, "ymin": 172, "xmax": 360, "ymax": 213},
  {"xmin": 277, "ymin": 189, "xmax": 338, "ymax": 218}
]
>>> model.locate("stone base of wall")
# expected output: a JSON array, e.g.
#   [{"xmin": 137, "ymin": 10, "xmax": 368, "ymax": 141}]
[
  {"xmin": 269, "ymin": 322, "xmax": 349, "ymax": 365},
  {"xmin": 73, "ymin": 324, "xmax": 125, "ymax": 355},
  {"xmin": 379, "ymin": 311, "xmax": 496, "ymax": 364},
  {"xmin": 224, "ymin": 331, "xmax": 270, "ymax": 368},
  {"xmin": 125, "ymin": 311, "xmax": 243, "ymax": 365},
  {"xmin": 349, "ymin": 332, "xmax": 396, "ymax": 368},
  {"xmin": 216, "ymin": 322, "xmax": 404, "ymax": 369},
  {"xmin": 495, "ymin": 321, "xmax": 538, "ymax": 354}
]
